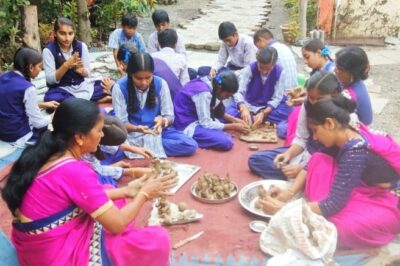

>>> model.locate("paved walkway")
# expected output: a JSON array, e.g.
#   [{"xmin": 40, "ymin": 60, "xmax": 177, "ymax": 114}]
[{"xmin": 176, "ymin": 0, "xmax": 271, "ymax": 50}]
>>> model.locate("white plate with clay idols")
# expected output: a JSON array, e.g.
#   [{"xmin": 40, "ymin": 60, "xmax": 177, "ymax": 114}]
[{"xmin": 239, "ymin": 180, "xmax": 298, "ymax": 218}]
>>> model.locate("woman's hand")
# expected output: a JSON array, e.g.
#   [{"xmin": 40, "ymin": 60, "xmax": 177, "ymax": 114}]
[
  {"xmin": 112, "ymin": 161, "xmax": 131, "ymax": 168},
  {"xmin": 125, "ymin": 175, "xmax": 150, "ymax": 198},
  {"xmin": 281, "ymin": 164, "xmax": 303, "ymax": 179},
  {"xmin": 124, "ymin": 167, "xmax": 154, "ymax": 179},
  {"xmin": 139, "ymin": 173, "xmax": 179, "ymax": 200},
  {"xmin": 267, "ymin": 185, "xmax": 294, "ymax": 202},
  {"xmin": 260, "ymin": 196, "xmax": 286, "ymax": 215},
  {"xmin": 273, "ymin": 153, "xmax": 291, "ymax": 169}
]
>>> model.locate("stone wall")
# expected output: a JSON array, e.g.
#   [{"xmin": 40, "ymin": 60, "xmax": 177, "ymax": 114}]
[{"xmin": 335, "ymin": 0, "xmax": 400, "ymax": 38}]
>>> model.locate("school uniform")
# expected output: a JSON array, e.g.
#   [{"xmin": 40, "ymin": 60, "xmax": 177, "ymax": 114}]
[
  {"xmin": 82, "ymin": 145, "xmax": 125, "ymax": 187},
  {"xmin": 147, "ymin": 31, "xmax": 186, "ymax": 57},
  {"xmin": 43, "ymin": 40, "xmax": 106, "ymax": 103},
  {"xmin": 0, "ymin": 71, "xmax": 51, "ymax": 147},
  {"xmin": 249, "ymin": 61, "xmax": 338, "ymax": 179},
  {"xmin": 108, "ymin": 28, "xmax": 147, "ymax": 53},
  {"xmin": 269, "ymin": 39, "xmax": 298, "ymax": 90},
  {"xmin": 343, "ymin": 80, "xmax": 373, "ymax": 126},
  {"xmin": 227, "ymin": 62, "xmax": 292, "ymax": 124},
  {"xmin": 174, "ymin": 77, "xmax": 234, "ymax": 151},
  {"xmin": 213, "ymin": 34, "xmax": 257, "ymax": 71},
  {"xmin": 152, "ymin": 47, "xmax": 190, "ymax": 85},
  {"xmin": 197, "ymin": 34, "xmax": 257, "ymax": 77},
  {"xmin": 112, "ymin": 75, "xmax": 197, "ymax": 158},
  {"xmin": 153, "ymin": 58, "xmax": 183, "ymax": 100}
]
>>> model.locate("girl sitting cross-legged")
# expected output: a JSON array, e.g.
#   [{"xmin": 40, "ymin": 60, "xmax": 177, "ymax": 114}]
[
  {"xmin": 174, "ymin": 71, "xmax": 250, "ymax": 151},
  {"xmin": 260, "ymin": 95, "xmax": 400, "ymax": 249},
  {"xmin": 112, "ymin": 51, "xmax": 198, "ymax": 158}
]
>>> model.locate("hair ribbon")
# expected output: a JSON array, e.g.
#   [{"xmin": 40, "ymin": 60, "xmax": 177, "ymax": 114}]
[
  {"xmin": 124, "ymin": 50, "xmax": 130, "ymax": 63},
  {"xmin": 215, "ymin": 74, "xmax": 223, "ymax": 85},
  {"xmin": 321, "ymin": 46, "xmax": 331, "ymax": 57}
]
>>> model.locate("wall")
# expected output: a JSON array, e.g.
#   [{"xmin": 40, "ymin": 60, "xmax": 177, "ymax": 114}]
[{"xmin": 335, "ymin": 0, "xmax": 400, "ymax": 38}]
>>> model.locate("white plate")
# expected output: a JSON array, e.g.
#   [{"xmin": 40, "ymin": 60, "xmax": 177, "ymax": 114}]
[
  {"xmin": 191, "ymin": 181, "xmax": 238, "ymax": 204},
  {"xmin": 148, "ymin": 200, "xmax": 203, "ymax": 226},
  {"xmin": 238, "ymin": 180, "xmax": 293, "ymax": 218}
]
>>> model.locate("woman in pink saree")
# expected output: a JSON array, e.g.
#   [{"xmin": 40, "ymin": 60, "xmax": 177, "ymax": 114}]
[
  {"xmin": 2, "ymin": 98, "xmax": 177, "ymax": 266},
  {"xmin": 260, "ymin": 96, "xmax": 400, "ymax": 249}
]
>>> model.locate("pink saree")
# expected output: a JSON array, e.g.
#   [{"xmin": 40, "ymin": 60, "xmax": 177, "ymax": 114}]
[
  {"xmin": 284, "ymin": 106, "xmax": 301, "ymax": 146},
  {"xmin": 305, "ymin": 153, "xmax": 400, "ymax": 249},
  {"xmin": 12, "ymin": 158, "xmax": 170, "ymax": 266}
]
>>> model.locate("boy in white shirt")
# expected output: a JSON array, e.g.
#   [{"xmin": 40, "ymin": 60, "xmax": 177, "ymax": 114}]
[{"xmin": 151, "ymin": 28, "xmax": 190, "ymax": 85}]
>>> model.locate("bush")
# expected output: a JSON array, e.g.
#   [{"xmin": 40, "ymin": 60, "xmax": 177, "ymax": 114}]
[
  {"xmin": 93, "ymin": 0, "xmax": 156, "ymax": 40},
  {"xmin": 284, "ymin": 0, "xmax": 318, "ymax": 39}
]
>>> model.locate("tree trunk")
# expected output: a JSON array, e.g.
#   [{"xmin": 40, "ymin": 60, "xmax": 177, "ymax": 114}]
[
  {"xmin": 20, "ymin": 5, "xmax": 41, "ymax": 51},
  {"xmin": 77, "ymin": 0, "xmax": 92, "ymax": 44},
  {"xmin": 299, "ymin": 0, "xmax": 308, "ymax": 39}
]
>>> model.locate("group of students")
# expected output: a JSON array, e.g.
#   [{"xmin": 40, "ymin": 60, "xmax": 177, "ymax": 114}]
[{"xmin": 0, "ymin": 8, "xmax": 399, "ymax": 266}]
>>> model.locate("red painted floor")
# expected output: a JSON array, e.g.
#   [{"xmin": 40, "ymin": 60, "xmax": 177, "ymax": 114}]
[{"xmin": 0, "ymin": 132, "xmax": 280, "ymax": 261}]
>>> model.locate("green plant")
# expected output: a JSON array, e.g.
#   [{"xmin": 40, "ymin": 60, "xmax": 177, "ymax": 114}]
[
  {"xmin": 1, "ymin": 62, "xmax": 13, "ymax": 72},
  {"xmin": 89, "ymin": 28, "xmax": 98, "ymax": 40},
  {"xmin": 93, "ymin": 0, "xmax": 156, "ymax": 40},
  {"xmin": 306, "ymin": 0, "xmax": 317, "ymax": 32},
  {"xmin": 36, "ymin": 0, "xmax": 59, "ymax": 24},
  {"xmin": 283, "ymin": 0, "xmax": 318, "ymax": 40},
  {"xmin": 124, "ymin": 0, "xmax": 156, "ymax": 14},
  {"xmin": 39, "ymin": 22, "xmax": 54, "ymax": 48},
  {"xmin": 0, "ymin": 0, "xmax": 29, "ymax": 42},
  {"xmin": 61, "ymin": 0, "xmax": 78, "ymax": 25}
]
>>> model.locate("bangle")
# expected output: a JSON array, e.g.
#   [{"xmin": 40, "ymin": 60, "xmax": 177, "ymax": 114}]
[{"xmin": 139, "ymin": 191, "xmax": 150, "ymax": 201}]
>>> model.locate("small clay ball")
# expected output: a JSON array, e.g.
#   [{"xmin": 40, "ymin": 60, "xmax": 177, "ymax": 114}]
[{"xmin": 178, "ymin": 202, "xmax": 188, "ymax": 212}]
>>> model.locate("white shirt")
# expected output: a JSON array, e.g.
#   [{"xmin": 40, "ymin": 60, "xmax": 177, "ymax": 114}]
[
  {"xmin": 43, "ymin": 42, "xmax": 96, "ymax": 100},
  {"xmin": 212, "ymin": 34, "xmax": 257, "ymax": 71},
  {"xmin": 270, "ymin": 41, "xmax": 298, "ymax": 90},
  {"xmin": 151, "ymin": 47, "xmax": 190, "ymax": 85},
  {"xmin": 147, "ymin": 31, "xmax": 187, "ymax": 58},
  {"xmin": 8, "ymin": 72, "xmax": 51, "ymax": 148}
]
